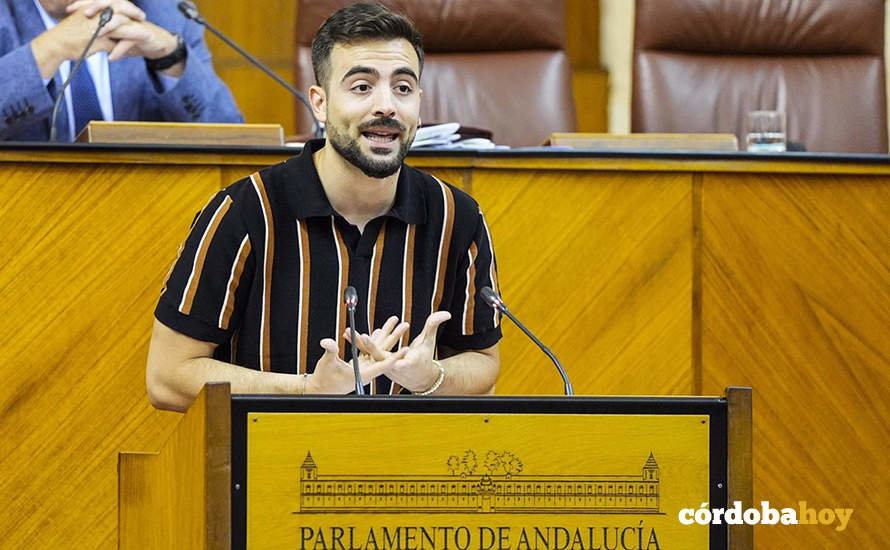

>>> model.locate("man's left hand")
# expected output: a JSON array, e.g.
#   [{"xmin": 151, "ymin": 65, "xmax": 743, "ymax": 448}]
[{"xmin": 359, "ymin": 311, "xmax": 451, "ymax": 393}]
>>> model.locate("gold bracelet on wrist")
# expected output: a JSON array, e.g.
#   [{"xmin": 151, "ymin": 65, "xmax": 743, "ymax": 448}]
[{"xmin": 415, "ymin": 360, "xmax": 445, "ymax": 395}]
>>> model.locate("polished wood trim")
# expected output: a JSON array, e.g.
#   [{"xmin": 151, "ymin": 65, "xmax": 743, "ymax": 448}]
[
  {"xmin": 547, "ymin": 132, "xmax": 739, "ymax": 151},
  {"xmin": 77, "ymin": 122, "xmax": 285, "ymax": 147},
  {"xmin": 692, "ymin": 174, "xmax": 703, "ymax": 395},
  {"xmin": 118, "ymin": 383, "xmax": 231, "ymax": 550},
  {"xmin": 726, "ymin": 387, "xmax": 754, "ymax": 550},
  {"xmin": 5, "ymin": 146, "xmax": 890, "ymax": 175}
]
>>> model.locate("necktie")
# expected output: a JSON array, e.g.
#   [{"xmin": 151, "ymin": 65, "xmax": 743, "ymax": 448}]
[
  {"xmin": 70, "ymin": 63, "xmax": 104, "ymax": 138},
  {"xmin": 45, "ymin": 78, "xmax": 69, "ymax": 141}
]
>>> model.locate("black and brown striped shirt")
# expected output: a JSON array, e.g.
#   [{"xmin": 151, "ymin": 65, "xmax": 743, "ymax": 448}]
[{"xmin": 155, "ymin": 139, "xmax": 501, "ymax": 394}]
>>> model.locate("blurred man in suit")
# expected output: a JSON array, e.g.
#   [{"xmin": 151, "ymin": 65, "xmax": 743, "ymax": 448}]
[{"xmin": 0, "ymin": 0, "xmax": 242, "ymax": 141}]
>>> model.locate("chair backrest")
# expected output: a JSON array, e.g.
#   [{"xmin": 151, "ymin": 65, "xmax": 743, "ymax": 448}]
[
  {"xmin": 295, "ymin": 0, "xmax": 577, "ymax": 147},
  {"xmin": 632, "ymin": 0, "xmax": 888, "ymax": 153}
]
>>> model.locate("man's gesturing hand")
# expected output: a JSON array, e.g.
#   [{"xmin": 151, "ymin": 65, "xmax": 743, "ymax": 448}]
[
  {"xmin": 359, "ymin": 311, "xmax": 452, "ymax": 393},
  {"xmin": 308, "ymin": 315, "xmax": 412, "ymax": 394}
]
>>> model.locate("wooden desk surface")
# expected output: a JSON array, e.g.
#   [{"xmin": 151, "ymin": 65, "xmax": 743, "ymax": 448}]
[{"xmin": 1, "ymin": 144, "xmax": 888, "ymax": 549}]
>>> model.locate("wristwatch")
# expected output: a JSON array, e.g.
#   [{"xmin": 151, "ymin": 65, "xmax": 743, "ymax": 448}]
[{"xmin": 145, "ymin": 34, "xmax": 187, "ymax": 72}]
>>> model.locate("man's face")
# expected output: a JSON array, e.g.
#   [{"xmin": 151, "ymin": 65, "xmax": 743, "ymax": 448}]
[
  {"xmin": 314, "ymin": 39, "xmax": 422, "ymax": 179},
  {"xmin": 38, "ymin": 0, "xmax": 75, "ymax": 19}
]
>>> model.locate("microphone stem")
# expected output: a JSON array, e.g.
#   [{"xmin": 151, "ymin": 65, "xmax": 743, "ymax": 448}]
[
  {"xmin": 50, "ymin": 21, "xmax": 106, "ymax": 142},
  {"xmin": 500, "ymin": 306, "xmax": 574, "ymax": 396},
  {"xmin": 347, "ymin": 306, "xmax": 364, "ymax": 395},
  {"xmin": 197, "ymin": 19, "xmax": 323, "ymax": 138}
]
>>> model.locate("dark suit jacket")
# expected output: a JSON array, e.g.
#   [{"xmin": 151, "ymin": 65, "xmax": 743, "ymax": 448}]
[{"xmin": 0, "ymin": 0, "xmax": 243, "ymax": 140}]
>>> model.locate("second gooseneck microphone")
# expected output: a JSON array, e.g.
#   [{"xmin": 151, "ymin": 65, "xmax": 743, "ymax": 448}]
[
  {"xmin": 479, "ymin": 286, "xmax": 574, "ymax": 396},
  {"xmin": 177, "ymin": 1, "xmax": 323, "ymax": 138},
  {"xmin": 49, "ymin": 7, "xmax": 114, "ymax": 142},
  {"xmin": 344, "ymin": 286, "xmax": 364, "ymax": 395}
]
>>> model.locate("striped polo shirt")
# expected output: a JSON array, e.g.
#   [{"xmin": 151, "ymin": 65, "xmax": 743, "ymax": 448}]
[{"xmin": 155, "ymin": 139, "xmax": 501, "ymax": 394}]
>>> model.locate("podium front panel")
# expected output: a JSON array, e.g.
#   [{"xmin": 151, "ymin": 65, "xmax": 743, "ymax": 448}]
[{"xmin": 231, "ymin": 397, "xmax": 728, "ymax": 550}]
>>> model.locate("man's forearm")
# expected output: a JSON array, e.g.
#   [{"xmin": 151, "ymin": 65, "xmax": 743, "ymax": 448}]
[
  {"xmin": 146, "ymin": 355, "xmax": 302, "ymax": 412},
  {"xmin": 433, "ymin": 347, "xmax": 500, "ymax": 395}
]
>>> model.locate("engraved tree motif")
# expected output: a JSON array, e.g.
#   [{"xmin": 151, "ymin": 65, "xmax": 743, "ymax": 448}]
[
  {"xmin": 484, "ymin": 450, "xmax": 502, "ymax": 474},
  {"xmin": 461, "ymin": 450, "xmax": 477, "ymax": 477},
  {"xmin": 502, "ymin": 452, "xmax": 523, "ymax": 477},
  {"xmin": 446, "ymin": 455, "xmax": 461, "ymax": 475}
]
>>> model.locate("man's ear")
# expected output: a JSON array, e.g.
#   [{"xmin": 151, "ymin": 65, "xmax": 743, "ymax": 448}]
[{"xmin": 309, "ymin": 85, "xmax": 327, "ymax": 124}]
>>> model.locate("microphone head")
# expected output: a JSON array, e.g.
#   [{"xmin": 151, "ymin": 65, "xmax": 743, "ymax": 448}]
[
  {"xmin": 478, "ymin": 286, "xmax": 503, "ymax": 309},
  {"xmin": 178, "ymin": 1, "xmax": 201, "ymax": 22},
  {"xmin": 344, "ymin": 286, "xmax": 358, "ymax": 308},
  {"xmin": 99, "ymin": 7, "xmax": 113, "ymax": 25}
]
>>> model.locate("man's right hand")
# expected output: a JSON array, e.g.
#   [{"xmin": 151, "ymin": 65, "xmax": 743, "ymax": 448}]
[
  {"xmin": 306, "ymin": 337, "xmax": 409, "ymax": 394},
  {"xmin": 306, "ymin": 317, "xmax": 410, "ymax": 394},
  {"xmin": 30, "ymin": 2, "xmax": 145, "ymax": 79}
]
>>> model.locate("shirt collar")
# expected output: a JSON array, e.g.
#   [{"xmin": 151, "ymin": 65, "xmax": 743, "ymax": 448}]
[{"xmin": 287, "ymin": 138, "xmax": 427, "ymax": 225}]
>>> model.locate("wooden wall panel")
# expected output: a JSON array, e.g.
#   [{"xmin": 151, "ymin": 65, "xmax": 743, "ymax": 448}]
[
  {"xmin": 0, "ymin": 163, "xmax": 223, "ymax": 549},
  {"xmin": 214, "ymin": 65, "xmax": 299, "ymax": 132},
  {"xmin": 566, "ymin": 0, "xmax": 609, "ymax": 132},
  {"xmin": 469, "ymin": 169, "xmax": 694, "ymax": 395},
  {"xmin": 5, "ymin": 149, "xmax": 886, "ymax": 549},
  {"xmin": 701, "ymin": 173, "xmax": 890, "ymax": 549},
  {"xmin": 192, "ymin": 0, "xmax": 298, "ymax": 134}
]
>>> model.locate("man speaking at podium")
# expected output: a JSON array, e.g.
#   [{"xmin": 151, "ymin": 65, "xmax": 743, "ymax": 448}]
[
  {"xmin": 147, "ymin": 3, "xmax": 501, "ymax": 411},
  {"xmin": 0, "ymin": 0, "xmax": 242, "ymax": 141}
]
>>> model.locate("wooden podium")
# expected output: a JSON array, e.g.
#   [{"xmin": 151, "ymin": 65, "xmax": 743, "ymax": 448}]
[{"xmin": 119, "ymin": 385, "xmax": 752, "ymax": 550}]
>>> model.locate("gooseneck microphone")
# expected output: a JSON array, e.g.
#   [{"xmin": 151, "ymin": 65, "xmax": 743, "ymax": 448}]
[
  {"xmin": 49, "ymin": 7, "xmax": 113, "ymax": 142},
  {"xmin": 177, "ymin": 1, "xmax": 323, "ymax": 138},
  {"xmin": 479, "ymin": 286, "xmax": 574, "ymax": 395},
  {"xmin": 344, "ymin": 286, "xmax": 364, "ymax": 395}
]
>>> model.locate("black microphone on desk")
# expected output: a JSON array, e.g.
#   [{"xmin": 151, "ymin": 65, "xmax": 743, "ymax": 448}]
[
  {"xmin": 479, "ymin": 286, "xmax": 574, "ymax": 396},
  {"xmin": 344, "ymin": 286, "xmax": 364, "ymax": 395},
  {"xmin": 177, "ymin": 1, "xmax": 323, "ymax": 139},
  {"xmin": 49, "ymin": 7, "xmax": 113, "ymax": 142}
]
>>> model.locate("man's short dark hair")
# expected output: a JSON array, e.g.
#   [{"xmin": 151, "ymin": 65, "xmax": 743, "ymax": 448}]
[{"xmin": 311, "ymin": 3, "xmax": 425, "ymax": 88}]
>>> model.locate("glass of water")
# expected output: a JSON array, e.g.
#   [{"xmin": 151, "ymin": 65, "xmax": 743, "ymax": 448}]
[{"xmin": 746, "ymin": 110, "xmax": 786, "ymax": 152}]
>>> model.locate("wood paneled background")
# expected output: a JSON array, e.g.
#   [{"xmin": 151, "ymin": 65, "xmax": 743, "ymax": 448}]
[
  {"xmin": 700, "ymin": 172, "xmax": 890, "ymax": 548},
  {"xmin": 468, "ymin": 168, "xmax": 694, "ymax": 395},
  {"xmin": 192, "ymin": 0, "xmax": 607, "ymax": 136},
  {"xmin": 4, "ymin": 149, "xmax": 887, "ymax": 548}
]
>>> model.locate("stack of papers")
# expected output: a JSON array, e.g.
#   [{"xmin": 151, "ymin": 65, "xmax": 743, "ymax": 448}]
[{"xmin": 411, "ymin": 123, "xmax": 508, "ymax": 150}]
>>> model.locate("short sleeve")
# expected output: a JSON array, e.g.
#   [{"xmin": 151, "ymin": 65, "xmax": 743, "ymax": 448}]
[
  {"xmin": 439, "ymin": 209, "xmax": 502, "ymax": 350},
  {"xmin": 155, "ymin": 189, "xmax": 254, "ymax": 343}
]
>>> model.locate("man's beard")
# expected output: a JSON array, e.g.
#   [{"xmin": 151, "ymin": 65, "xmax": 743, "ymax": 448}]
[{"xmin": 327, "ymin": 118, "xmax": 413, "ymax": 179}]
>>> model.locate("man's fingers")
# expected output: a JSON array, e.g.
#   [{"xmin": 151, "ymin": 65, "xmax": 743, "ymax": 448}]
[
  {"xmin": 380, "ymin": 316, "xmax": 399, "ymax": 335},
  {"xmin": 105, "ymin": 22, "xmax": 152, "ymax": 43},
  {"xmin": 319, "ymin": 338, "xmax": 339, "ymax": 357},
  {"xmin": 360, "ymin": 360, "xmax": 390, "ymax": 384},
  {"xmin": 70, "ymin": 0, "xmax": 146, "ymax": 21},
  {"xmin": 67, "ymin": 0, "xmax": 108, "ymax": 15},
  {"xmin": 107, "ymin": 38, "xmax": 136, "ymax": 61},
  {"xmin": 89, "ymin": 36, "xmax": 116, "ymax": 56},
  {"xmin": 381, "ymin": 321, "xmax": 409, "ymax": 351},
  {"xmin": 413, "ymin": 311, "xmax": 451, "ymax": 345},
  {"xmin": 357, "ymin": 333, "xmax": 388, "ymax": 362},
  {"xmin": 367, "ymin": 316, "xmax": 408, "ymax": 352}
]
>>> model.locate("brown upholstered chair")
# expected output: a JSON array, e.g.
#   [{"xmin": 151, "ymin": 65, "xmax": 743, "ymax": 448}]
[
  {"xmin": 294, "ymin": 0, "xmax": 577, "ymax": 147},
  {"xmin": 632, "ymin": 0, "xmax": 888, "ymax": 153}
]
